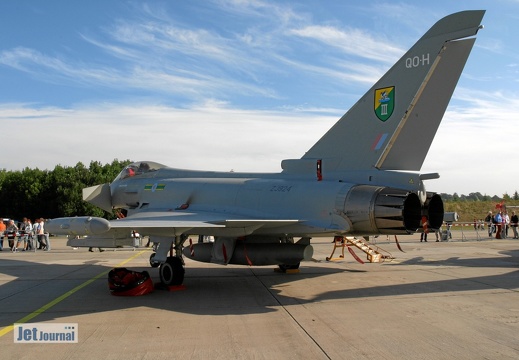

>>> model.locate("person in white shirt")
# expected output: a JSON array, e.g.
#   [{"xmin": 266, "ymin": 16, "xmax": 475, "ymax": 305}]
[
  {"xmin": 6, "ymin": 220, "xmax": 19, "ymax": 252},
  {"xmin": 22, "ymin": 218, "xmax": 33, "ymax": 251},
  {"xmin": 35, "ymin": 218, "xmax": 47, "ymax": 250}
]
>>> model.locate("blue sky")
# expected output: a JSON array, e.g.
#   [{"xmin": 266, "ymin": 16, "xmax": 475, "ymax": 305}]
[{"xmin": 0, "ymin": 1, "xmax": 517, "ymax": 196}]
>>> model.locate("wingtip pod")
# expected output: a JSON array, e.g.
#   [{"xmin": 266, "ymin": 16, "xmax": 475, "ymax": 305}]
[{"xmin": 46, "ymin": 216, "xmax": 111, "ymax": 236}]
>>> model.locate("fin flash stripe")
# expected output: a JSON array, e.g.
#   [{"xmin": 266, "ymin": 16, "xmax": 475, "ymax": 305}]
[{"xmin": 371, "ymin": 133, "xmax": 388, "ymax": 151}]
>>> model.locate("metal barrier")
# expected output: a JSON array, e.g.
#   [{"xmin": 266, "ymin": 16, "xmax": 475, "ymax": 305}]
[{"xmin": 446, "ymin": 222, "xmax": 518, "ymax": 241}]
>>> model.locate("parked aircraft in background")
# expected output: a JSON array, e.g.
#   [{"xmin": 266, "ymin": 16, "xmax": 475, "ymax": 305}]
[{"xmin": 47, "ymin": 11, "xmax": 485, "ymax": 286}]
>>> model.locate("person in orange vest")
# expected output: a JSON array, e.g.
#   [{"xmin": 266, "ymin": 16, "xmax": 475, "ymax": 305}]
[
  {"xmin": 0, "ymin": 220, "xmax": 6, "ymax": 251},
  {"xmin": 420, "ymin": 215, "xmax": 429, "ymax": 242}
]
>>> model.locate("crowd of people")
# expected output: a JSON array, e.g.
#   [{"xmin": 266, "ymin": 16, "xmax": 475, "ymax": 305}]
[
  {"xmin": 0, "ymin": 217, "xmax": 50, "ymax": 252},
  {"xmin": 484, "ymin": 210, "xmax": 519, "ymax": 239}
]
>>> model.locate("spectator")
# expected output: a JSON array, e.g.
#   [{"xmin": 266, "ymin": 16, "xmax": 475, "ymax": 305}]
[
  {"xmin": 485, "ymin": 211, "xmax": 494, "ymax": 238},
  {"xmin": 434, "ymin": 226, "xmax": 441, "ymax": 242},
  {"xmin": 42, "ymin": 218, "xmax": 50, "ymax": 251},
  {"xmin": 6, "ymin": 220, "xmax": 19, "ymax": 251},
  {"xmin": 23, "ymin": 218, "xmax": 33, "ymax": 251},
  {"xmin": 445, "ymin": 222, "xmax": 453, "ymax": 240},
  {"xmin": 511, "ymin": 211, "xmax": 519, "ymax": 239},
  {"xmin": 494, "ymin": 211, "xmax": 503, "ymax": 239},
  {"xmin": 35, "ymin": 218, "xmax": 47, "ymax": 250},
  {"xmin": 503, "ymin": 211, "xmax": 510, "ymax": 239},
  {"xmin": 420, "ymin": 215, "xmax": 429, "ymax": 242},
  {"xmin": 0, "ymin": 219, "xmax": 5, "ymax": 251}
]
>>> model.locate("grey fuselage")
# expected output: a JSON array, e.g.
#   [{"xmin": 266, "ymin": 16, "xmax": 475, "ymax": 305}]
[{"xmin": 108, "ymin": 162, "xmax": 438, "ymax": 238}]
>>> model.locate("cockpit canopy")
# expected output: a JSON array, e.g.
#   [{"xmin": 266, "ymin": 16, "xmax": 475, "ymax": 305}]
[{"xmin": 114, "ymin": 161, "xmax": 166, "ymax": 181}]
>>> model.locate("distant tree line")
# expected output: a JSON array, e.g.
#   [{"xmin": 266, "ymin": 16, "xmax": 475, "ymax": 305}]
[
  {"xmin": 440, "ymin": 191, "xmax": 519, "ymax": 202},
  {"xmin": 0, "ymin": 158, "xmax": 517, "ymax": 222},
  {"xmin": 0, "ymin": 159, "xmax": 131, "ymax": 221}
]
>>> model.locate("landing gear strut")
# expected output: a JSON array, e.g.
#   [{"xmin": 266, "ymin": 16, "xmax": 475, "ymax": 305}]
[
  {"xmin": 149, "ymin": 253, "xmax": 160, "ymax": 268},
  {"xmin": 149, "ymin": 235, "xmax": 187, "ymax": 286}
]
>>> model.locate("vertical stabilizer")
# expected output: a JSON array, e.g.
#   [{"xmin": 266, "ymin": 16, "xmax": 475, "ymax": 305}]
[{"xmin": 299, "ymin": 10, "xmax": 485, "ymax": 172}]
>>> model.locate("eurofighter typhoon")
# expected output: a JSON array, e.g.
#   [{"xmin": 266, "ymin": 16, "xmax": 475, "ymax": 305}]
[{"xmin": 48, "ymin": 11, "xmax": 485, "ymax": 286}]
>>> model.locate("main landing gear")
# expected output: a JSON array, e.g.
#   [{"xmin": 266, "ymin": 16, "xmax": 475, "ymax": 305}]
[
  {"xmin": 159, "ymin": 256, "xmax": 185, "ymax": 286},
  {"xmin": 149, "ymin": 235, "xmax": 186, "ymax": 287}
]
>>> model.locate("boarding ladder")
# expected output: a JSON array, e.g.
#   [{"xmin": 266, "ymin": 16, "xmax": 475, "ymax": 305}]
[
  {"xmin": 326, "ymin": 236, "xmax": 394, "ymax": 263},
  {"xmin": 345, "ymin": 236, "xmax": 394, "ymax": 263}
]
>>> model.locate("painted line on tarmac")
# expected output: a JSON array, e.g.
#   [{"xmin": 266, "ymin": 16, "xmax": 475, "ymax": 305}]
[{"xmin": 0, "ymin": 250, "xmax": 147, "ymax": 338}]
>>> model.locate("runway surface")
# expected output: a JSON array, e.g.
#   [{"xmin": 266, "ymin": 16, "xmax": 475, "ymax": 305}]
[{"xmin": 1, "ymin": 230, "xmax": 518, "ymax": 359}]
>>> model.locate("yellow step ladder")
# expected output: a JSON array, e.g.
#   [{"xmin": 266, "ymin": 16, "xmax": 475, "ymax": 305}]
[
  {"xmin": 345, "ymin": 236, "xmax": 394, "ymax": 263},
  {"xmin": 326, "ymin": 236, "xmax": 394, "ymax": 263}
]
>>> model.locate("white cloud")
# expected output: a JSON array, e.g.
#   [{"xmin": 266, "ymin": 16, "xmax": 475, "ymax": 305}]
[
  {"xmin": 1, "ymin": 89, "xmax": 517, "ymax": 197},
  {"xmin": 288, "ymin": 25, "xmax": 404, "ymax": 63},
  {"xmin": 0, "ymin": 103, "xmax": 334, "ymax": 173},
  {"xmin": 0, "ymin": 1, "xmax": 406, "ymax": 107},
  {"xmin": 421, "ymin": 88, "xmax": 519, "ymax": 196}
]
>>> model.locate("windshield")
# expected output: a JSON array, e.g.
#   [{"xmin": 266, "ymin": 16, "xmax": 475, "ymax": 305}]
[{"xmin": 114, "ymin": 161, "xmax": 166, "ymax": 181}]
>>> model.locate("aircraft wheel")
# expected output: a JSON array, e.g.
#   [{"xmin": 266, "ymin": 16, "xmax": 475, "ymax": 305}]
[
  {"xmin": 278, "ymin": 262, "xmax": 300, "ymax": 273},
  {"xmin": 149, "ymin": 253, "xmax": 160, "ymax": 268},
  {"xmin": 159, "ymin": 256, "xmax": 185, "ymax": 286}
]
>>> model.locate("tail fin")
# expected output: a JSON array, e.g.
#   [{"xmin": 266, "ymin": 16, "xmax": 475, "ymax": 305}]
[{"xmin": 299, "ymin": 10, "xmax": 485, "ymax": 172}]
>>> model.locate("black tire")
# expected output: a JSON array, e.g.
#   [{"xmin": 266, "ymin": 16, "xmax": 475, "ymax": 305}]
[
  {"xmin": 149, "ymin": 253, "xmax": 160, "ymax": 268},
  {"xmin": 159, "ymin": 256, "xmax": 185, "ymax": 286},
  {"xmin": 278, "ymin": 262, "xmax": 300, "ymax": 272}
]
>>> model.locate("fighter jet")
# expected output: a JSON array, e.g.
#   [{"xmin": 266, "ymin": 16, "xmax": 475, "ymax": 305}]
[{"xmin": 47, "ymin": 11, "xmax": 485, "ymax": 286}]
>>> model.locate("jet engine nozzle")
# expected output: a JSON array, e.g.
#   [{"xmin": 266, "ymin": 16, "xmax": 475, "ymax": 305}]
[
  {"xmin": 340, "ymin": 185, "xmax": 423, "ymax": 235},
  {"xmin": 423, "ymin": 193, "xmax": 444, "ymax": 230}
]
